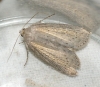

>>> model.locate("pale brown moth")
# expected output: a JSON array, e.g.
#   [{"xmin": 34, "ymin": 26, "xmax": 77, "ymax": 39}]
[{"xmin": 9, "ymin": 13, "xmax": 90, "ymax": 76}]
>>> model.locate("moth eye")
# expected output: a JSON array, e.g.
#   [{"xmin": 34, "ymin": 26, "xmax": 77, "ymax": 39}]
[
  {"xmin": 21, "ymin": 34, "xmax": 23, "ymax": 37},
  {"xmin": 19, "ymin": 29, "xmax": 25, "ymax": 37},
  {"xmin": 23, "ymin": 28, "xmax": 25, "ymax": 30}
]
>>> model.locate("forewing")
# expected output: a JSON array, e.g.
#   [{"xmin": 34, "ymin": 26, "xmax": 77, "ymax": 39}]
[
  {"xmin": 30, "ymin": 42, "xmax": 80, "ymax": 76},
  {"xmin": 31, "ymin": 23, "xmax": 90, "ymax": 50}
]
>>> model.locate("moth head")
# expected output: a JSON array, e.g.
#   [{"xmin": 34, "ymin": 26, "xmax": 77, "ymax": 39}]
[{"xmin": 19, "ymin": 28, "xmax": 25, "ymax": 37}]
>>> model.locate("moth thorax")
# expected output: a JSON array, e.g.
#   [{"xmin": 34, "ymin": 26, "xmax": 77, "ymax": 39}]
[{"xmin": 19, "ymin": 28, "xmax": 25, "ymax": 37}]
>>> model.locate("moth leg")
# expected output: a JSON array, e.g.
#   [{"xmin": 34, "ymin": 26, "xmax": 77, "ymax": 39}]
[
  {"xmin": 19, "ymin": 41, "xmax": 24, "ymax": 44},
  {"xmin": 24, "ymin": 43, "xmax": 29, "ymax": 66}
]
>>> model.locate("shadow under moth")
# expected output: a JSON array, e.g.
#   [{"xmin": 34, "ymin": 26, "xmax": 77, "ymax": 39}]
[{"xmin": 9, "ymin": 14, "xmax": 91, "ymax": 77}]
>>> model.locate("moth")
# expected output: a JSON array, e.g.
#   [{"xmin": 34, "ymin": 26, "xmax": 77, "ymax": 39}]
[
  {"xmin": 19, "ymin": 23, "xmax": 90, "ymax": 76},
  {"xmin": 9, "ymin": 14, "xmax": 90, "ymax": 76}
]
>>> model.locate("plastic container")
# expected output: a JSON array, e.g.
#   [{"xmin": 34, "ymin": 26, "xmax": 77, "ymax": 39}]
[{"xmin": 0, "ymin": 0, "xmax": 100, "ymax": 87}]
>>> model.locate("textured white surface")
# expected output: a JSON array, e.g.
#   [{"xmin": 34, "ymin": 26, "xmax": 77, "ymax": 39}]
[{"xmin": 0, "ymin": 19, "xmax": 100, "ymax": 87}]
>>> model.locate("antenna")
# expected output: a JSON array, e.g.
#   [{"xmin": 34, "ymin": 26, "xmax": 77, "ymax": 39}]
[
  {"xmin": 7, "ymin": 13, "xmax": 55, "ymax": 62},
  {"xmin": 7, "ymin": 13, "xmax": 39, "ymax": 62},
  {"xmin": 36, "ymin": 13, "xmax": 55, "ymax": 23},
  {"xmin": 7, "ymin": 34, "xmax": 20, "ymax": 62},
  {"xmin": 22, "ymin": 12, "xmax": 39, "ymax": 29}
]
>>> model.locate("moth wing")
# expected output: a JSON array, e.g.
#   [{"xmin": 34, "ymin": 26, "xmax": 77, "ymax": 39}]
[
  {"xmin": 31, "ymin": 23, "xmax": 90, "ymax": 50},
  {"xmin": 30, "ymin": 42, "xmax": 80, "ymax": 76}
]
